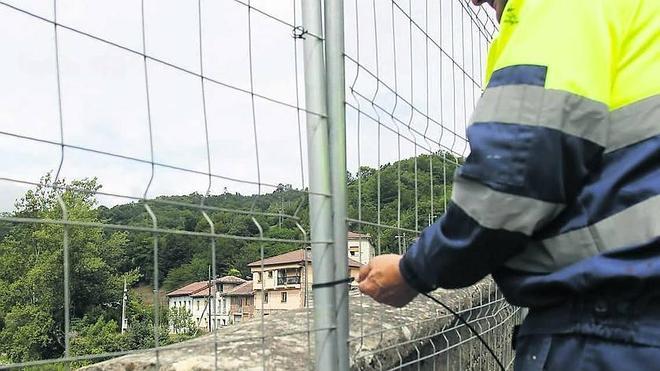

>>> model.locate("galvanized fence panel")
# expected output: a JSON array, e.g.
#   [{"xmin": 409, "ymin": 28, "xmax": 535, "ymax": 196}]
[
  {"xmin": 0, "ymin": 0, "xmax": 318, "ymax": 369},
  {"xmin": 339, "ymin": 0, "xmax": 520, "ymax": 370},
  {"xmin": 0, "ymin": 1, "xmax": 519, "ymax": 370}
]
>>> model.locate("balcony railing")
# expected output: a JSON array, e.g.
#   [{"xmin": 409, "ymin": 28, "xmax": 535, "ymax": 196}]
[{"xmin": 277, "ymin": 275, "xmax": 301, "ymax": 285}]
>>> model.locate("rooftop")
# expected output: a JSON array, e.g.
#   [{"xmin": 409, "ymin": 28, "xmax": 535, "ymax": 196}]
[
  {"xmin": 168, "ymin": 276, "xmax": 247, "ymax": 298},
  {"xmin": 217, "ymin": 275, "xmax": 246, "ymax": 284},
  {"xmin": 248, "ymin": 248, "xmax": 361, "ymax": 268},
  {"xmin": 166, "ymin": 281, "xmax": 210, "ymax": 297},
  {"xmin": 224, "ymin": 281, "xmax": 253, "ymax": 296},
  {"xmin": 347, "ymin": 231, "xmax": 371, "ymax": 239},
  {"xmin": 190, "ymin": 287, "xmax": 215, "ymax": 298}
]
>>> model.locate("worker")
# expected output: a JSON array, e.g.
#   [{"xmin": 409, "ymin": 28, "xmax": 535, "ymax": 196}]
[{"xmin": 358, "ymin": 0, "xmax": 660, "ymax": 369}]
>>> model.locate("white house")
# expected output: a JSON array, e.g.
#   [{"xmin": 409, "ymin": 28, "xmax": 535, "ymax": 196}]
[
  {"xmin": 166, "ymin": 275, "xmax": 249, "ymax": 332},
  {"xmin": 347, "ymin": 231, "xmax": 374, "ymax": 266},
  {"xmin": 190, "ymin": 286, "xmax": 214, "ymax": 331},
  {"xmin": 166, "ymin": 281, "xmax": 210, "ymax": 333}
]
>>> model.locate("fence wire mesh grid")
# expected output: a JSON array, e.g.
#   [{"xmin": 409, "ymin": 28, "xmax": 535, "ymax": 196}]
[{"xmin": 0, "ymin": 0, "xmax": 519, "ymax": 370}]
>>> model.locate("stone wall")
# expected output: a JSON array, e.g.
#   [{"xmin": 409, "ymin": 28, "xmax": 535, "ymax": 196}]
[{"xmin": 81, "ymin": 278, "xmax": 518, "ymax": 370}]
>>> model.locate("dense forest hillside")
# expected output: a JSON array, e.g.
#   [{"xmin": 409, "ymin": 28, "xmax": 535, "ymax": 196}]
[
  {"xmin": 0, "ymin": 153, "xmax": 458, "ymax": 364},
  {"xmin": 97, "ymin": 153, "xmax": 458, "ymax": 289}
]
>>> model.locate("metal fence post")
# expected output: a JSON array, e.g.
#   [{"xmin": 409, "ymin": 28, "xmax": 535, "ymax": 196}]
[
  {"xmin": 301, "ymin": 0, "xmax": 339, "ymax": 370},
  {"xmin": 324, "ymin": 0, "xmax": 350, "ymax": 370}
]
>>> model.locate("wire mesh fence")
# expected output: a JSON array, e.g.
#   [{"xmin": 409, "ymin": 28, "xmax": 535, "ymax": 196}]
[
  {"xmin": 0, "ymin": 0, "xmax": 519, "ymax": 370},
  {"xmin": 341, "ymin": 1, "xmax": 519, "ymax": 370},
  {"xmin": 349, "ymin": 281, "xmax": 522, "ymax": 370}
]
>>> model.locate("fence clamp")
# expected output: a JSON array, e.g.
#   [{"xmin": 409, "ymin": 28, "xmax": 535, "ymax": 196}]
[
  {"xmin": 312, "ymin": 277, "xmax": 354, "ymax": 289},
  {"xmin": 292, "ymin": 26, "xmax": 308, "ymax": 39}
]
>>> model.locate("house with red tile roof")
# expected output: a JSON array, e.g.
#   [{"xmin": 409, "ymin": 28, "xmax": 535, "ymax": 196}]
[
  {"xmin": 166, "ymin": 275, "xmax": 249, "ymax": 332},
  {"xmin": 222, "ymin": 281, "xmax": 254, "ymax": 324},
  {"xmin": 166, "ymin": 281, "xmax": 209, "ymax": 313},
  {"xmin": 248, "ymin": 242, "xmax": 363, "ymax": 313}
]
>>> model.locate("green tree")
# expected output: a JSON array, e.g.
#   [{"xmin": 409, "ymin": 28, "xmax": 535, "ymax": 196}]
[
  {"xmin": 162, "ymin": 255, "xmax": 210, "ymax": 291},
  {"xmin": 122, "ymin": 297, "xmax": 175, "ymax": 349},
  {"xmin": 70, "ymin": 316, "xmax": 124, "ymax": 358},
  {"xmin": 0, "ymin": 305, "xmax": 55, "ymax": 362},
  {"xmin": 0, "ymin": 174, "xmax": 131, "ymax": 362},
  {"xmin": 226, "ymin": 268, "xmax": 241, "ymax": 277},
  {"xmin": 168, "ymin": 307, "xmax": 196, "ymax": 335}
]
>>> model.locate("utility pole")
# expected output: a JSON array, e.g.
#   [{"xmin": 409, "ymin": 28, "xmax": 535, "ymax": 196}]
[
  {"xmin": 208, "ymin": 265, "xmax": 212, "ymax": 332},
  {"xmin": 121, "ymin": 277, "xmax": 128, "ymax": 334},
  {"xmin": 279, "ymin": 192, "xmax": 284, "ymax": 228}
]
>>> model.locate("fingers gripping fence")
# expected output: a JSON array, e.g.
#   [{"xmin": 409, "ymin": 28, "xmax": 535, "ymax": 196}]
[{"xmin": 0, "ymin": 1, "xmax": 520, "ymax": 370}]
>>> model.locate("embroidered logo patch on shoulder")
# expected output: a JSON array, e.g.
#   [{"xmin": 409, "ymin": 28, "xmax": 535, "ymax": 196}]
[{"xmin": 503, "ymin": 6, "xmax": 519, "ymax": 25}]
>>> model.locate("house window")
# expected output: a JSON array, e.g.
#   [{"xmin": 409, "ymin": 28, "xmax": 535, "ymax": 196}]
[
  {"xmin": 281, "ymin": 292, "xmax": 287, "ymax": 303},
  {"xmin": 197, "ymin": 301, "xmax": 200, "ymax": 311},
  {"xmin": 264, "ymin": 292, "xmax": 269, "ymax": 304},
  {"xmin": 268, "ymin": 271, "xmax": 273, "ymax": 278},
  {"xmin": 256, "ymin": 273, "xmax": 261, "ymax": 283}
]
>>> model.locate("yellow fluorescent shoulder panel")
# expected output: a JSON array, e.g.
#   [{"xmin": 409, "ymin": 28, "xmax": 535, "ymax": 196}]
[
  {"xmin": 611, "ymin": 0, "xmax": 660, "ymax": 109},
  {"xmin": 485, "ymin": 0, "xmax": 657, "ymax": 108}
]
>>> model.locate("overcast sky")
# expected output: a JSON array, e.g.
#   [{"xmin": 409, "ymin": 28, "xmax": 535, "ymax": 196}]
[{"xmin": 0, "ymin": 0, "xmax": 494, "ymax": 212}]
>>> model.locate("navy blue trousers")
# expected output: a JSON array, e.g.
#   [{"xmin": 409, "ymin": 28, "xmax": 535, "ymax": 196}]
[
  {"xmin": 514, "ymin": 333, "xmax": 660, "ymax": 371},
  {"xmin": 514, "ymin": 297, "xmax": 660, "ymax": 370}
]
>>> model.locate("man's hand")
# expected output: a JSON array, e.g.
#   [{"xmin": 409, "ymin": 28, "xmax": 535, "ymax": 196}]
[{"xmin": 358, "ymin": 254, "xmax": 418, "ymax": 308}]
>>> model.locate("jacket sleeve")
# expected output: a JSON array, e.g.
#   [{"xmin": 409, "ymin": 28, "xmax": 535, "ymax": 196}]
[{"xmin": 399, "ymin": 0, "xmax": 620, "ymax": 291}]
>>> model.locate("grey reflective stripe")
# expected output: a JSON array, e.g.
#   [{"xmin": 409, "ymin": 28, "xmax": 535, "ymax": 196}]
[
  {"xmin": 451, "ymin": 176, "xmax": 565, "ymax": 236},
  {"xmin": 470, "ymin": 85, "xmax": 609, "ymax": 146},
  {"xmin": 506, "ymin": 194, "xmax": 660, "ymax": 273},
  {"xmin": 607, "ymin": 94, "xmax": 660, "ymax": 153},
  {"xmin": 504, "ymin": 226, "xmax": 599, "ymax": 273}
]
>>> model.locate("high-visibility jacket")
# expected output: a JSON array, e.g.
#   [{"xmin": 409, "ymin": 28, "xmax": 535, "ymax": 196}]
[{"xmin": 400, "ymin": 0, "xmax": 660, "ymax": 309}]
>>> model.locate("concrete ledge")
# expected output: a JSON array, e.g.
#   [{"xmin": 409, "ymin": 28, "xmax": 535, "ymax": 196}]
[{"xmin": 81, "ymin": 279, "xmax": 506, "ymax": 370}]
